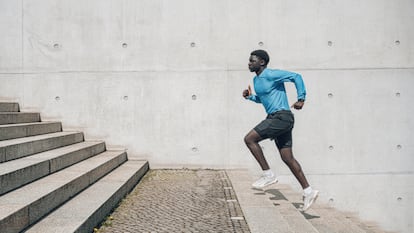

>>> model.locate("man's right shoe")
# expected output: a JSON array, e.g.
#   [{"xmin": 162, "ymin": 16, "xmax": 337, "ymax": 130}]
[
  {"xmin": 302, "ymin": 190, "xmax": 319, "ymax": 211},
  {"xmin": 252, "ymin": 175, "xmax": 278, "ymax": 189}
]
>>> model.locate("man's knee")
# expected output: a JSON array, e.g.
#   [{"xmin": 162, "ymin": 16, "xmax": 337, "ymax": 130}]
[
  {"xmin": 244, "ymin": 130, "xmax": 263, "ymax": 146},
  {"xmin": 281, "ymin": 155, "xmax": 293, "ymax": 165},
  {"xmin": 279, "ymin": 148, "xmax": 294, "ymax": 163},
  {"xmin": 244, "ymin": 134, "xmax": 252, "ymax": 145},
  {"xmin": 244, "ymin": 133, "xmax": 259, "ymax": 146}
]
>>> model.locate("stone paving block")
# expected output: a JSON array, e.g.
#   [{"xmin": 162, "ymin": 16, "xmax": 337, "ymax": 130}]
[{"xmin": 97, "ymin": 170, "xmax": 250, "ymax": 233}]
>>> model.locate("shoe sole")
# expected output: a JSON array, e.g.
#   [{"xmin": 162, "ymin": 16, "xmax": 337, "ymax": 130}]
[
  {"xmin": 252, "ymin": 179, "xmax": 278, "ymax": 189},
  {"xmin": 302, "ymin": 190, "xmax": 319, "ymax": 211}
]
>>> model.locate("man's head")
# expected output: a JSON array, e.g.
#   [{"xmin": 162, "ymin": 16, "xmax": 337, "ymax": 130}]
[
  {"xmin": 249, "ymin": 50, "xmax": 269, "ymax": 73},
  {"xmin": 251, "ymin": 50, "xmax": 269, "ymax": 65}
]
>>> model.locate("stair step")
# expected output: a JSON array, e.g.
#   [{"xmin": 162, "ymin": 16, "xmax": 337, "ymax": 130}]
[
  {"xmin": 0, "ymin": 112, "xmax": 40, "ymax": 125},
  {"xmin": 346, "ymin": 218, "xmax": 386, "ymax": 233},
  {"xmin": 0, "ymin": 103, "xmax": 19, "ymax": 112},
  {"xmin": 226, "ymin": 170, "xmax": 386, "ymax": 233},
  {"xmin": 0, "ymin": 141, "xmax": 106, "ymax": 195},
  {"xmin": 0, "ymin": 121, "xmax": 62, "ymax": 141},
  {"xmin": 26, "ymin": 160, "xmax": 149, "ymax": 233},
  {"xmin": 0, "ymin": 150, "xmax": 127, "ymax": 233},
  {"xmin": 310, "ymin": 207, "xmax": 367, "ymax": 233},
  {"xmin": 265, "ymin": 188, "xmax": 319, "ymax": 233},
  {"xmin": 0, "ymin": 131, "xmax": 84, "ymax": 162},
  {"xmin": 276, "ymin": 185, "xmax": 368, "ymax": 233},
  {"xmin": 226, "ymin": 170, "xmax": 295, "ymax": 233}
]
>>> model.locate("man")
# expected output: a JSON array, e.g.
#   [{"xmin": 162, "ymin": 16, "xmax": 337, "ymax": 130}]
[{"xmin": 243, "ymin": 49, "xmax": 318, "ymax": 211}]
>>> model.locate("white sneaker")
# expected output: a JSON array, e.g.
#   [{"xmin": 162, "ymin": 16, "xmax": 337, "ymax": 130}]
[
  {"xmin": 252, "ymin": 175, "xmax": 278, "ymax": 189},
  {"xmin": 302, "ymin": 190, "xmax": 319, "ymax": 211}
]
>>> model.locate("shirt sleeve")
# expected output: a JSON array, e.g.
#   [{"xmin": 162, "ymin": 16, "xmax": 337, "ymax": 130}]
[
  {"xmin": 247, "ymin": 95, "xmax": 262, "ymax": 103},
  {"xmin": 268, "ymin": 69, "xmax": 307, "ymax": 100}
]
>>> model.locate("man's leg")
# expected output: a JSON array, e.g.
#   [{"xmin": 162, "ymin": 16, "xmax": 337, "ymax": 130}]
[
  {"xmin": 244, "ymin": 129, "xmax": 269, "ymax": 170},
  {"xmin": 278, "ymin": 147, "xmax": 309, "ymax": 189},
  {"xmin": 279, "ymin": 147, "xmax": 318, "ymax": 211},
  {"xmin": 244, "ymin": 129, "xmax": 277, "ymax": 188}
]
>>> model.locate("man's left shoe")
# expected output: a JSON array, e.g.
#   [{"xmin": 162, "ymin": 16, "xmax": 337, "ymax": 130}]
[
  {"xmin": 252, "ymin": 175, "xmax": 278, "ymax": 189},
  {"xmin": 302, "ymin": 190, "xmax": 319, "ymax": 211}
]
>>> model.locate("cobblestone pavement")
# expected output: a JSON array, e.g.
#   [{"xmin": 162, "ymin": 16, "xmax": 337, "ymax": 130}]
[{"xmin": 97, "ymin": 169, "xmax": 250, "ymax": 233}]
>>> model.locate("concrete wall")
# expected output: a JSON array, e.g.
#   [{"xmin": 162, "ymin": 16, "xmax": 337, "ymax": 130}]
[{"xmin": 0, "ymin": 0, "xmax": 413, "ymax": 232}]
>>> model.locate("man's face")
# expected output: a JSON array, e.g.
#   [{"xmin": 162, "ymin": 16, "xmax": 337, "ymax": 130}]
[{"xmin": 248, "ymin": 55, "xmax": 263, "ymax": 72}]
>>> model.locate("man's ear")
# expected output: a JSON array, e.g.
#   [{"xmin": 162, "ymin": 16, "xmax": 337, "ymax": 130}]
[{"xmin": 259, "ymin": 59, "xmax": 266, "ymax": 66}]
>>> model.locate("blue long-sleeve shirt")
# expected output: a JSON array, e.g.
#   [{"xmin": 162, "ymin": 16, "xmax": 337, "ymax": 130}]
[{"xmin": 247, "ymin": 68, "xmax": 306, "ymax": 114}]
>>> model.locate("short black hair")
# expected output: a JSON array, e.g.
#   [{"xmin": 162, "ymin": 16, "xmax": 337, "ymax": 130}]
[{"xmin": 250, "ymin": 50, "xmax": 269, "ymax": 65}]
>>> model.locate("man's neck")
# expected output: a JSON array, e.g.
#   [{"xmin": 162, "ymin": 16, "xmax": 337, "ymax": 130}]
[{"xmin": 256, "ymin": 66, "xmax": 266, "ymax": 76}]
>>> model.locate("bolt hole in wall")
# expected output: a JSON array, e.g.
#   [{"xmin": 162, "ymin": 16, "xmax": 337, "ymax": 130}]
[
  {"xmin": 55, "ymin": 96, "xmax": 60, "ymax": 101},
  {"xmin": 190, "ymin": 42, "xmax": 196, "ymax": 47},
  {"xmin": 122, "ymin": 43, "xmax": 128, "ymax": 48},
  {"xmin": 395, "ymin": 40, "xmax": 400, "ymax": 45},
  {"xmin": 191, "ymin": 95, "xmax": 197, "ymax": 100},
  {"xmin": 327, "ymin": 41, "xmax": 333, "ymax": 46}
]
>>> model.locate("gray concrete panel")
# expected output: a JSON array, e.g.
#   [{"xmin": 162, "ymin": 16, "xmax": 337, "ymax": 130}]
[
  {"xmin": 6, "ymin": 0, "xmax": 410, "ymax": 72},
  {"xmin": 0, "ymin": 0, "xmax": 22, "ymax": 71}
]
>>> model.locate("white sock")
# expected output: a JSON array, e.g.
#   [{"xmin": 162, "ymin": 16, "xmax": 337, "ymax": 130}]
[
  {"xmin": 263, "ymin": 169, "xmax": 274, "ymax": 177},
  {"xmin": 304, "ymin": 186, "xmax": 313, "ymax": 195}
]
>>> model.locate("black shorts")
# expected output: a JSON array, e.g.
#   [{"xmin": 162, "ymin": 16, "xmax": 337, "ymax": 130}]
[{"xmin": 253, "ymin": 110, "xmax": 294, "ymax": 149}]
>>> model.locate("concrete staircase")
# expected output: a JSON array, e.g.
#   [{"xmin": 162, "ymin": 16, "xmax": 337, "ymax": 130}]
[
  {"xmin": 227, "ymin": 170, "xmax": 389, "ymax": 233},
  {"xmin": 0, "ymin": 102, "xmax": 149, "ymax": 233}
]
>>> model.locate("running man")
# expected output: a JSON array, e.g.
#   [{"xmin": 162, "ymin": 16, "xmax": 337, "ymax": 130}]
[{"xmin": 243, "ymin": 49, "xmax": 318, "ymax": 211}]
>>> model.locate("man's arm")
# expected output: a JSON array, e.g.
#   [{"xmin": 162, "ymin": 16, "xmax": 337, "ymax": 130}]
[
  {"xmin": 268, "ymin": 69, "xmax": 306, "ymax": 102},
  {"xmin": 291, "ymin": 99, "xmax": 305, "ymax": 110},
  {"xmin": 290, "ymin": 73, "xmax": 306, "ymax": 110},
  {"xmin": 242, "ymin": 85, "xmax": 261, "ymax": 103},
  {"xmin": 247, "ymin": 95, "xmax": 262, "ymax": 103}
]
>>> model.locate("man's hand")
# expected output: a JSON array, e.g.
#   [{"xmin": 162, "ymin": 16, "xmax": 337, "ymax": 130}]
[
  {"xmin": 243, "ymin": 85, "xmax": 252, "ymax": 98},
  {"xmin": 291, "ymin": 101, "xmax": 305, "ymax": 110}
]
